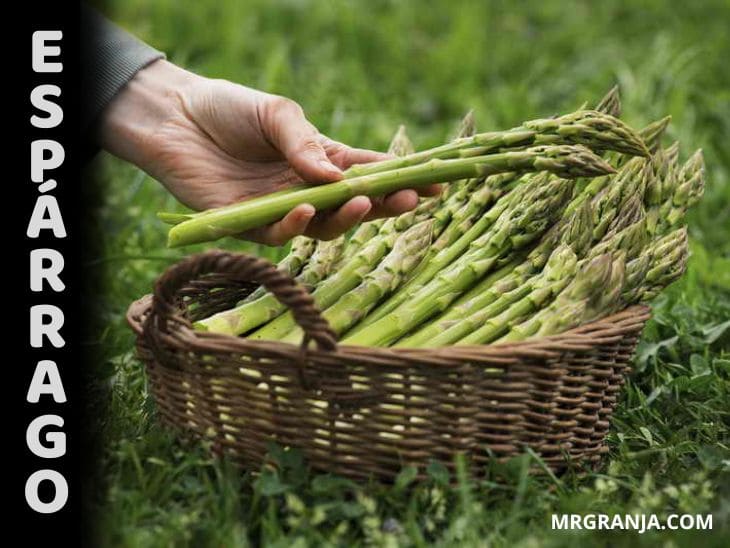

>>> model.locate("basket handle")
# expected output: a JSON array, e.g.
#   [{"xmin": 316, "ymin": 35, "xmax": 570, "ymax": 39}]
[{"xmin": 147, "ymin": 249, "xmax": 338, "ymax": 352}]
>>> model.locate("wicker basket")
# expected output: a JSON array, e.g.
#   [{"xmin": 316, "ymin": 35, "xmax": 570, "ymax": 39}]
[{"xmin": 126, "ymin": 250, "xmax": 650, "ymax": 480}]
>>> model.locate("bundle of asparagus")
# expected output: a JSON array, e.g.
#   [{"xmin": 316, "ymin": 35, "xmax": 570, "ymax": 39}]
[{"xmin": 192, "ymin": 88, "xmax": 705, "ymax": 348}]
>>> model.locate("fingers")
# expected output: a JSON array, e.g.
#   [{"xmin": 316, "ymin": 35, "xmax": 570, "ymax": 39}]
[
  {"xmin": 239, "ymin": 204, "xmax": 316, "ymax": 245},
  {"xmin": 418, "ymin": 183, "xmax": 443, "ymax": 197},
  {"xmin": 320, "ymin": 137, "xmax": 392, "ymax": 170},
  {"xmin": 305, "ymin": 196, "xmax": 372, "ymax": 240},
  {"xmin": 238, "ymin": 196, "xmax": 371, "ymax": 245},
  {"xmin": 364, "ymin": 190, "xmax": 419, "ymax": 221},
  {"xmin": 260, "ymin": 96, "xmax": 343, "ymax": 183}
]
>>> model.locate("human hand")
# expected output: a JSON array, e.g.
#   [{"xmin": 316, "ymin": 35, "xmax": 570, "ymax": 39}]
[{"xmin": 98, "ymin": 60, "xmax": 440, "ymax": 244}]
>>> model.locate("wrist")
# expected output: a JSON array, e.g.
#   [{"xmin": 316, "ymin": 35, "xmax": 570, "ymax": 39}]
[{"xmin": 98, "ymin": 59, "xmax": 199, "ymax": 166}]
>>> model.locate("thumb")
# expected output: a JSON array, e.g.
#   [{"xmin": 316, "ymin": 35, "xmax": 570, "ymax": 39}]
[{"xmin": 262, "ymin": 96, "xmax": 343, "ymax": 183}]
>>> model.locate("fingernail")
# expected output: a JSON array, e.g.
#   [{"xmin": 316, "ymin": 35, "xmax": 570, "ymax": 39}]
[
  {"xmin": 354, "ymin": 195, "xmax": 372, "ymax": 214},
  {"xmin": 299, "ymin": 204, "xmax": 316, "ymax": 219},
  {"xmin": 319, "ymin": 159, "xmax": 342, "ymax": 176}
]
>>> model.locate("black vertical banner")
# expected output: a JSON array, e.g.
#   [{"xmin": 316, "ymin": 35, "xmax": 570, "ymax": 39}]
[{"xmin": 14, "ymin": 2, "xmax": 87, "ymax": 543}]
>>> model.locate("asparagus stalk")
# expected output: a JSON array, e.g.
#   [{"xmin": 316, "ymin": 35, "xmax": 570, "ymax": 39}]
[
  {"xmin": 346, "ymin": 172, "xmax": 551, "ymax": 334},
  {"xmin": 639, "ymin": 228, "xmax": 690, "ymax": 300},
  {"xmin": 338, "ymin": 125, "xmax": 416, "ymax": 264},
  {"xmin": 237, "ymin": 235, "xmax": 316, "ymax": 305},
  {"xmin": 157, "ymin": 211, "xmax": 196, "ymax": 225},
  {"xmin": 639, "ymin": 116, "xmax": 672, "ymax": 154},
  {"xmin": 249, "ymin": 218, "xmax": 402, "ymax": 340},
  {"xmin": 566, "ymin": 116, "xmax": 670, "ymax": 216},
  {"xmin": 675, "ymin": 149, "xmax": 706, "ymax": 209},
  {"xmin": 167, "ymin": 144, "xmax": 613, "ymax": 247},
  {"xmin": 343, "ymin": 175, "xmax": 574, "ymax": 347},
  {"xmin": 622, "ymin": 253, "xmax": 652, "ymax": 303},
  {"xmin": 338, "ymin": 117, "xmax": 478, "ymax": 269},
  {"xmin": 408, "ymin": 245, "xmax": 578, "ymax": 347},
  {"xmin": 497, "ymin": 253, "xmax": 623, "ymax": 343},
  {"xmin": 604, "ymin": 193, "xmax": 645, "ymax": 236},
  {"xmin": 590, "ymin": 157, "xmax": 650, "ymax": 241},
  {"xmin": 454, "ymin": 247, "xmax": 581, "ymax": 346},
  {"xmin": 425, "ymin": 174, "xmax": 519, "ymax": 264},
  {"xmin": 398, "ymin": 197, "xmax": 594, "ymax": 347},
  {"xmin": 279, "ymin": 220, "xmax": 434, "ymax": 344},
  {"xmin": 660, "ymin": 149, "xmax": 705, "ymax": 228},
  {"xmin": 271, "ymin": 236, "xmax": 316, "ymax": 278},
  {"xmin": 389, "ymin": 124, "xmax": 417, "ymax": 157},
  {"xmin": 450, "ymin": 109, "xmax": 476, "ymax": 142},
  {"xmin": 195, "ymin": 236, "xmax": 344, "ymax": 335},
  {"xmin": 591, "ymin": 217, "xmax": 649, "ymax": 263},
  {"xmin": 621, "ymin": 228, "xmax": 688, "ymax": 303},
  {"xmin": 644, "ymin": 144, "xmax": 703, "ymax": 236},
  {"xmin": 442, "ymin": 109, "xmax": 478, "ymax": 200},
  {"xmin": 592, "ymin": 250, "xmax": 628, "ymax": 314},
  {"xmin": 595, "ymin": 85, "xmax": 622, "ymax": 119},
  {"xmin": 568, "ymin": 86, "xmax": 624, "ymax": 201},
  {"xmin": 343, "ymin": 109, "xmax": 647, "ymax": 178},
  {"xmin": 645, "ymin": 142, "xmax": 679, "ymax": 207},
  {"xmin": 157, "ymin": 184, "xmax": 311, "ymax": 226}
]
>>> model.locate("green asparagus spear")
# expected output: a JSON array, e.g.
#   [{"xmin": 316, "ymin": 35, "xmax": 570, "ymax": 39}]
[
  {"xmin": 640, "ymin": 116, "xmax": 672, "ymax": 154},
  {"xmin": 661, "ymin": 149, "xmax": 705, "ymax": 228},
  {"xmin": 343, "ymin": 176, "xmax": 574, "ymax": 347},
  {"xmin": 595, "ymin": 85, "xmax": 622, "ymax": 119},
  {"xmin": 195, "ymin": 236, "xmax": 344, "ymax": 335},
  {"xmin": 279, "ymin": 220, "xmax": 434, "ymax": 344},
  {"xmin": 249, "ymin": 218, "xmax": 402, "ymax": 340},
  {"xmin": 398, "ymin": 198, "xmax": 594, "ymax": 347},
  {"xmin": 497, "ymin": 253, "xmax": 621, "ymax": 342},
  {"xmin": 344, "ymin": 110, "xmax": 647, "ymax": 178},
  {"xmin": 442, "ymin": 109, "xmax": 478, "ymax": 200},
  {"xmin": 237, "ymin": 235, "xmax": 316, "ymax": 305},
  {"xmin": 410, "ymin": 245, "xmax": 578, "ymax": 347},
  {"xmin": 167, "ymin": 144, "xmax": 613, "ymax": 247},
  {"xmin": 347, "ymin": 172, "xmax": 552, "ymax": 334},
  {"xmin": 591, "ymin": 157, "xmax": 649, "ymax": 241},
  {"xmin": 640, "ymin": 229, "xmax": 690, "ymax": 299},
  {"xmin": 339, "ymin": 125, "xmax": 416, "ymax": 264},
  {"xmin": 621, "ymin": 227, "xmax": 689, "ymax": 303},
  {"xmin": 567, "ymin": 116, "xmax": 670, "ymax": 216}
]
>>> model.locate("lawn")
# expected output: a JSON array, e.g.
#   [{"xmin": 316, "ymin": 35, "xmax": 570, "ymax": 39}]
[{"xmin": 87, "ymin": 0, "xmax": 729, "ymax": 545}]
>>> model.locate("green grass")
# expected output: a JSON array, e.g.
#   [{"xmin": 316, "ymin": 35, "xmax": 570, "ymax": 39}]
[{"xmin": 88, "ymin": 0, "xmax": 729, "ymax": 545}]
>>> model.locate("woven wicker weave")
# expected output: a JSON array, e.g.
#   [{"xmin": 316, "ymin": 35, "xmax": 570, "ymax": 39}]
[{"xmin": 126, "ymin": 250, "xmax": 650, "ymax": 480}]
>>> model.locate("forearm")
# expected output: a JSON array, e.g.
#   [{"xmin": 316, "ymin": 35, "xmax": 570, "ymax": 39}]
[{"xmin": 80, "ymin": 5, "xmax": 166, "ymax": 132}]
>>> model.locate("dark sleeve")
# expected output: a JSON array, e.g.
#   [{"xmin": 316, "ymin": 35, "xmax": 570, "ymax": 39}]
[{"xmin": 80, "ymin": 5, "xmax": 165, "ymax": 133}]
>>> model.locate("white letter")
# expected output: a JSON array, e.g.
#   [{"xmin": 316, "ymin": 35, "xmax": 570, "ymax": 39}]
[
  {"xmin": 30, "ymin": 85, "xmax": 63, "ymax": 129},
  {"xmin": 27, "ymin": 196, "xmax": 67, "ymax": 238},
  {"xmin": 32, "ymin": 31, "xmax": 63, "ymax": 73},
  {"xmin": 27, "ymin": 415, "xmax": 66, "ymax": 458},
  {"xmin": 30, "ymin": 305, "xmax": 65, "ymax": 348},
  {"xmin": 30, "ymin": 249, "xmax": 65, "ymax": 292},
  {"xmin": 697, "ymin": 514, "xmax": 712, "ymax": 530},
  {"xmin": 31, "ymin": 140, "xmax": 65, "ymax": 182},
  {"xmin": 27, "ymin": 360, "xmax": 66, "ymax": 403},
  {"xmin": 25, "ymin": 470, "xmax": 68, "ymax": 513}
]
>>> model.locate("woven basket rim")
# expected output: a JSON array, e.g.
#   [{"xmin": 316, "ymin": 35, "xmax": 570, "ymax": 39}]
[{"xmin": 127, "ymin": 292, "xmax": 651, "ymax": 370}]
